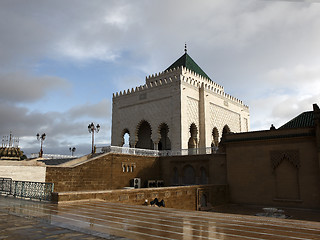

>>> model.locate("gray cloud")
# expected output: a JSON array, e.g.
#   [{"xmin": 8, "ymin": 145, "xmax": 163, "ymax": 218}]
[
  {"xmin": 0, "ymin": 72, "xmax": 69, "ymax": 103},
  {"xmin": 0, "ymin": 100, "xmax": 111, "ymax": 156},
  {"xmin": 68, "ymin": 99, "xmax": 111, "ymax": 119},
  {"xmin": 0, "ymin": 103, "xmax": 48, "ymax": 137},
  {"xmin": 1, "ymin": 0, "xmax": 320, "ymax": 155}
]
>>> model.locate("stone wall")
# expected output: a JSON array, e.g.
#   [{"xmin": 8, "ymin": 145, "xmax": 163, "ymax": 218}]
[
  {"xmin": 52, "ymin": 184, "xmax": 228, "ymax": 211},
  {"xmin": 46, "ymin": 153, "xmax": 226, "ymax": 193},
  {"xmin": 180, "ymin": 80, "xmax": 249, "ymax": 150},
  {"xmin": 112, "ymin": 78, "xmax": 182, "ymax": 150},
  {"xmin": 225, "ymin": 128, "xmax": 320, "ymax": 209},
  {"xmin": 46, "ymin": 153, "xmax": 160, "ymax": 192},
  {"xmin": 0, "ymin": 161, "xmax": 46, "ymax": 182},
  {"xmin": 160, "ymin": 153, "xmax": 227, "ymax": 186}
]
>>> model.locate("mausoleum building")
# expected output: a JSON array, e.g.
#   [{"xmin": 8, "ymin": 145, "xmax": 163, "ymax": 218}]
[{"xmin": 112, "ymin": 49, "xmax": 250, "ymax": 151}]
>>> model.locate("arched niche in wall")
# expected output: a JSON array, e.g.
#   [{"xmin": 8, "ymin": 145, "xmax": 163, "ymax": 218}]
[
  {"xmin": 271, "ymin": 151, "xmax": 300, "ymax": 200},
  {"xmin": 188, "ymin": 123, "xmax": 198, "ymax": 154},
  {"xmin": 200, "ymin": 167, "xmax": 208, "ymax": 185},
  {"xmin": 121, "ymin": 128, "xmax": 131, "ymax": 147},
  {"xmin": 182, "ymin": 164, "xmax": 196, "ymax": 185},
  {"xmin": 158, "ymin": 123, "xmax": 171, "ymax": 150},
  {"xmin": 211, "ymin": 127, "xmax": 219, "ymax": 147},
  {"xmin": 135, "ymin": 120, "xmax": 154, "ymax": 150}
]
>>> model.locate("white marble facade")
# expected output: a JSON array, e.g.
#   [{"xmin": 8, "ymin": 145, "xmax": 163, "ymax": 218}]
[{"xmin": 111, "ymin": 53, "xmax": 249, "ymax": 151}]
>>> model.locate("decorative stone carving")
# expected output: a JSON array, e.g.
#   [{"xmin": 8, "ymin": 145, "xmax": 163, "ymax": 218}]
[
  {"xmin": 209, "ymin": 103, "xmax": 241, "ymax": 134},
  {"xmin": 187, "ymin": 97, "xmax": 199, "ymax": 126},
  {"xmin": 271, "ymin": 150, "xmax": 300, "ymax": 171}
]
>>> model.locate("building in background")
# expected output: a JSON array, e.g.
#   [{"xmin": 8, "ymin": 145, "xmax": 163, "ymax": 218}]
[
  {"xmin": 112, "ymin": 48, "xmax": 250, "ymax": 151},
  {"xmin": 0, "ymin": 132, "xmax": 25, "ymax": 160}
]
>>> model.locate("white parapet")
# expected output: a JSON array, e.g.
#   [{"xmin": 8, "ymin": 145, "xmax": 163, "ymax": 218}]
[{"xmin": 0, "ymin": 163, "xmax": 46, "ymax": 182}]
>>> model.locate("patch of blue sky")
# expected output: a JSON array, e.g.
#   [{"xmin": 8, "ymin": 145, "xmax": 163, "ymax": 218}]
[{"xmin": 22, "ymin": 57, "xmax": 146, "ymax": 113}]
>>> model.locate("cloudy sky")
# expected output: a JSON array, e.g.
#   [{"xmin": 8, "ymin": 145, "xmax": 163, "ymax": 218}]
[{"xmin": 1, "ymin": 0, "xmax": 320, "ymax": 157}]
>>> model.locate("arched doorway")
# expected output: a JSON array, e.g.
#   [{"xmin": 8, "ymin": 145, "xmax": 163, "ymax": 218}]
[
  {"xmin": 182, "ymin": 165, "xmax": 196, "ymax": 185},
  {"xmin": 188, "ymin": 123, "xmax": 198, "ymax": 154},
  {"xmin": 158, "ymin": 123, "xmax": 171, "ymax": 150},
  {"xmin": 221, "ymin": 125, "xmax": 231, "ymax": 141},
  {"xmin": 135, "ymin": 120, "xmax": 153, "ymax": 149},
  {"xmin": 222, "ymin": 125, "xmax": 230, "ymax": 135},
  {"xmin": 121, "ymin": 129, "xmax": 130, "ymax": 147},
  {"xmin": 211, "ymin": 127, "xmax": 219, "ymax": 152}
]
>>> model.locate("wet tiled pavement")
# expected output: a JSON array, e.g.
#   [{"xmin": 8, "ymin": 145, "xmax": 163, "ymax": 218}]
[
  {"xmin": 1, "ymin": 195, "xmax": 320, "ymax": 239},
  {"xmin": 0, "ymin": 212, "xmax": 106, "ymax": 239},
  {"xmin": 0, "ymin": 196, "xmax": 125, "ymax": 240}
]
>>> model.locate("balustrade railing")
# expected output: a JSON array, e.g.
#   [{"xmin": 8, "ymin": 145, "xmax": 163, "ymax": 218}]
[
  {"xmin": 96, "ymin": 146, "xmax": 218, "ymax": 157},
  {"xmin": 0, "ymin": 178, "xmax": 12, "ymax": 194},
  {"xmin": 98, "ymin": 146, "xmax": 159, "ymax": 156},
  {"xmin": 30, "ymin": 153, "xmax": 79, "ymax": 159},
  {"xmin": 0, "ymin": 178, "xmax": 54, "ymax": 201}
]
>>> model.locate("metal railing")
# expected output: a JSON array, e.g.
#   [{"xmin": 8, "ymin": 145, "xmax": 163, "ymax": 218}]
[
  {"xmin": 96, "ymin": 145, "xmax": 219, "ymax": 157},
  {"xmin": 0, "ymin": 178, "xmax": 54, "ymax": 201},
  {"xmin": 30, "ymin": 153, "xmax": 79, "ymax": 159},
  {"xmin": 158, "ymin": 147, "xmax": 218, "ymax": 156},
  {"xmin": 0, "ymin": 178, "xmax": 12, "ymax": 194},
  {"xmin": 98, "ymin": 146, "xmax": 159, "ymax": 156}
]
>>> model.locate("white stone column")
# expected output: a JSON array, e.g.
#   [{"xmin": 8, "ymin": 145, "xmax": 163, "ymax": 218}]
[
  {"xmin": 152, "ymin": 128, "xmax": 159, "ymax": 150},
  {"xmin": 153, "ymin": 143, "xmax": 158, "ymax": 150},
  {"xmin": 199, "ymin": 84, "xmax": 206, "ymax": 149}
]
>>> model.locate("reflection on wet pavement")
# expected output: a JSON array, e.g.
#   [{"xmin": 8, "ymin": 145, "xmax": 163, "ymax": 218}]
[
  {"xmin": 1, "ymin": 195, "xmax": 320, "ymax": 240},
  {"xmin": 0, "ymin": 212, "xmax": 109, "ymax": 240}
]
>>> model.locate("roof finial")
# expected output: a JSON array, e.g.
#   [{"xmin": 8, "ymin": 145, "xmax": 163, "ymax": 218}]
[{"xmin": 184, "ymin": 43, "xmax": 187, "ymax": 54}]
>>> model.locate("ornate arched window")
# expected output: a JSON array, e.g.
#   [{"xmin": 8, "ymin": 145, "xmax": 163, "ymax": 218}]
[
  {"xmin": 135, "ymin": 120, "xmax": 153, "ymax": 149},
  {"xmin": 158, "ymin": 123, "xmax": 171, "ymax": 150}
]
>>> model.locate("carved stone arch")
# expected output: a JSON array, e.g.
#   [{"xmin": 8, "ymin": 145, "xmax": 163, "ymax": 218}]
[
  {"xmin": 222, "ymin": 125, "xmax": 231, "ymax": 135},
  {"xmin": 271, "ymin": 151, "xmax": 300, "ymax": 171},
  {"xmin": 120, "ymin": 128, "xmax": 131, "ymax": 147},
  {"xmin": 211, "ymin": 127, "xmax": 219, "ymax": 147},
  {"xmin": 189, "ymin": 123, "xmax": 198, "ymax": 136},
  {"xmin": 221, "ymin": 125, "xmax": 231, "ymax": 141},
  {"xmin": 188, "ymin": 123, "xmax": 198, "ymax": 154},
  {"xmin": 135, "ymin": 119, "xmax": 150, "ymax": 144},
  {"xmin": 157, "ymin": 123, "xmax": 171, "ymax": 150},
  {"xmin": 271, "ymin": 150, "xmax": 300, "ymax": 200},
  {"xmin": 156, "ymin": 122, "xmax": 169, "ymax": 141},
  {"xmin": 135, "ymin": 120, "xmax": 154, "ymax": 150}
]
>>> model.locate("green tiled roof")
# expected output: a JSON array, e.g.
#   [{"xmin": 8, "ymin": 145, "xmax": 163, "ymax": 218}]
[
  {"xmin": 279, "ymin": 111, "xmax": 314, "ymax": 129},
  {"xmin": 165, "ymin": 53, "xmax": 211, "ymax": 80}
]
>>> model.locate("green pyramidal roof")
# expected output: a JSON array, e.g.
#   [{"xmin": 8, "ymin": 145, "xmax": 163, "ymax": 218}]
[
  {"xmin": 165, "ymin": 53, "xmax": 211, "ymax": 80},
  {"xmin": 279, "ymin": 111, "xmax": 315, "ymax": 129}
]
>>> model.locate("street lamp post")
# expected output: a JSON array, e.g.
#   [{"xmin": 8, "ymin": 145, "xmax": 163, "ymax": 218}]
[
  {"xmin": 88, "ymin": 122, "xmax": 100, "ymax": 154},
  {"xmin": 69, "ymin": 147, "xmax": 76, "ymax": 156},
  {"xmin": 36, "ymin": 133, "xmax": 46, "ymax": 158}
]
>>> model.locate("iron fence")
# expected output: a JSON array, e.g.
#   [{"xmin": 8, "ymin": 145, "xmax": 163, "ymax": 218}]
[
  {"xmin": 0, "ymin": 178, "xmax": 54, "ymax": 201},
  {"xmin": 0, "ymin": 178, "xmax": 12, "ymax": 194}
]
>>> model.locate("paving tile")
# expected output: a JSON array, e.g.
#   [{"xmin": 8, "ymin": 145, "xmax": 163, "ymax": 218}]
[
  {"xmin": 1, "ymin": 196, "xmax": 320, "ymax": 240},
  {"xmin": 0, "ymin": 212, "xmax": 107, "ymax": 240}
]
